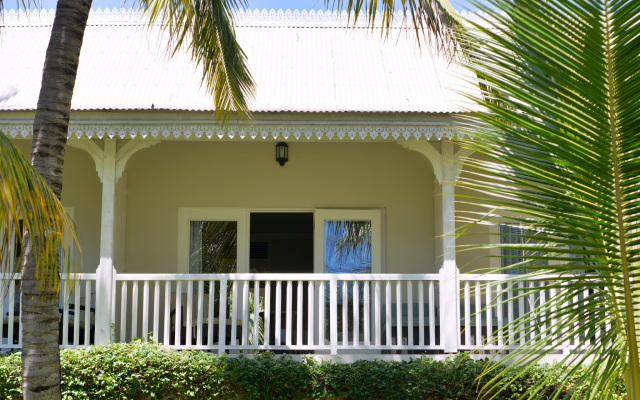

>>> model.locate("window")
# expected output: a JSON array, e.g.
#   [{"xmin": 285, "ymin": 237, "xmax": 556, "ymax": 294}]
[
  {"xmin": 178, "ymin": 208, "xmax": 384, "ymax": 274},
  {"xmin": 314, "ymin": 209, "xmax": 383, "ymax": 274},
  {"xmin": 499, "ymin": 223, "xmax": 547, "ymax": 274},
  {"xmin": 178, "ymin": 209, "xmax": 249, "ymax": 273}
]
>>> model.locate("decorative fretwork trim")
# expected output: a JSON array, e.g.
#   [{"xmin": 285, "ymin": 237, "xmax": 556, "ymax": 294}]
[
  {"xmin": 1, "ymin": 122, "xmax": 464, "ymax": 141},
  {"xmin": 1, "ymin": 7, "xmax": 490, "ymax": 28}
]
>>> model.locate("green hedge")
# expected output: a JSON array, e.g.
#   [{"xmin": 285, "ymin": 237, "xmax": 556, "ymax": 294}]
[{"xmin": 0, "ymin": 341, "xmax": 626, "ymax": 399}]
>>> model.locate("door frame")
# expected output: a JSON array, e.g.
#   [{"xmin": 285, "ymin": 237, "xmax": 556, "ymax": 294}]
[{"xmin": 178, "ymin": 207, "xmax": 384, "ymax": 274}]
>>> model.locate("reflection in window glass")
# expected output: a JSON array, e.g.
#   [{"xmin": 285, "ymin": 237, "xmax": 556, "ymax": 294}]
[
  {"xmin": 189, "ymin": 221, "xmax": 237, "ymax": 274},
  {"xmin": 324, "ymin": 220, "xmax": 371, "ymax": 274},
  {"xmin": 500, "ymin": 224, "xmax": 547, "ymax": 274},
  {"xmin": 324, "ymin": 220, "xmax": 371, "ymax": 342}
]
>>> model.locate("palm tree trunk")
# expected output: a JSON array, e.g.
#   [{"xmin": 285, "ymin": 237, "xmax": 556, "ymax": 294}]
[{"xmin": 22, "ymin": 0, "xmax": 91, "ymax": 398}]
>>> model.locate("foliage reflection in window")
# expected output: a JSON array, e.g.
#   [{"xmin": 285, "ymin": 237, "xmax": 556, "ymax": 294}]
[{"xmin": 189, "ymin": 221, "xmax": 237, "ymax": 274}]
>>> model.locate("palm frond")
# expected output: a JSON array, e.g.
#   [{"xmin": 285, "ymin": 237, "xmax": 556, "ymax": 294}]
[
  {"xmin": 328, "ymin": 0, "xmax": 462, "ymax": 54},
  {"xmin": 0, "ymin": 131, "xmax": 79, "ymax": 294},
  {"xmin": 136, "ymin": 0, "xmax": 255, "ymax": 122},
  {"xmin": 456, "ymin": 0, "xmax": 640, "ymax": 398}
]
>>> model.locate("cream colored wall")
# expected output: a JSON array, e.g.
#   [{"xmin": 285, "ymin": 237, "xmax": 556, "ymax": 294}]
[
  {"xmin": 124, "ymin": 141, "xmax": 436, "ymax": 274},
  {"xmin": 11, "ymin": 139, "xmax": 102, "ymax": 272}
]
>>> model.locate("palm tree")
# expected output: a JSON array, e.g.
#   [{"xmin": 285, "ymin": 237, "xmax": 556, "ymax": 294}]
[
  {"xmin": 1, "ymin": 0, "xmax": 462, "ymax": 397},
  {"xmin": 8, "ymin": 0, "xmax": 254, "ymax": 396},
  {"xmin": 0, "ymin": 131, "xmax": 78, "ymax": 399},
  {"xmin": 456, "ymin": 0, "xmax": 640, "ymax": 398}
]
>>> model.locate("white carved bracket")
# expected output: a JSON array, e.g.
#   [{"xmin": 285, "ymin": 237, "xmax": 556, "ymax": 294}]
[
  {"xmin": 115, "ymin": 138, "xmax": 160, "ymax": 181},
  {"xmin": 68, "ymin": 138, "xmax": 105, "ymax": 182},
  {"xmin": 67, "ymin": 138, "xmax": 160, "ymax": 183},
  {"xmin": 397, "ymin": 140, "xmax": 474, "ymax": 183}
]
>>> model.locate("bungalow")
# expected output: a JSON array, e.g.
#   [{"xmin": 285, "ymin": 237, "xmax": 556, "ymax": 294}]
[{"xmin": 0, "ymin": 8, "xmax": 566, "ymax": 360}]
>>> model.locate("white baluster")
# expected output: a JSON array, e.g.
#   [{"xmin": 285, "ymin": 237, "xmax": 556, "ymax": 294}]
[
  {"xmin": 186, "ymin": 280, "xmax": 193, "ymax": 346},
  {"xmin": 464, "ymin": 281, "xmax": 470, "ymax": 347},
  {"xmin": 496, "ymin": 283, "xmax": 503, "ymax": 346},
  {"xmin": 297, "ymin": 280, "xmax": 303, "ymax": 346},
  {"xmin": 85, "ymin": 280, "xmax": 91, "ymax": 345},
  {"xmin": 475, "ymin": 281, "xmax": 481, "ymax": 347},
  {"xmin": 254, "ymin": 281, "xmax": 260, "ymax": 346},
  {"xmin": 507, "ymin": 283, "xmax": 514, "ymax": 346},
  {"xmin": 429, "ymin": 281, "xmax": 435, "ymax": 347},
  {"xmin": 175, "ymin": 281, "xmax": 182, "ymax": 347},
  {"xmin": 142, "ymin": 280, "xmax": 149, "ymax": 341},
  {"xmin": 540, "ymin": 283, "xmax": 548, "ymax": 341},
  {"xmin": 342, "ymin": 280, "xmax": 348, "ymax": 346},
  {"xmin": 353, "ymin": 281, "xmax": 360, "ymax": 346},
  {"xmin": 242, "ymin": 280, "xmax": 250, "ymax": 346},
  {"xmin": 74, "ymin": 281, "xmax": 81, "ymax": 346},
  {"xmin": 231, "ymin": 280, "xmax": 238, "ymax": 346},
  {"xmin": 549, "ymin": 286, "xmax": 558, "ymax": 346},
  {"xmin": 385, "ymin": 281, "xmax": 392, "ymax": 346},
  {"xmin": 264, "ymin": 281, "xmax": 271, "ymax": 346},
  {"xmin": 197, "ymin": 280, "xmax": 204, "ymax": 346},
  {"xmin": 120, "ymin": 281, "xmax": 127, "ymax": 342},
  {"xmin": 208, "ymin": 280, "xmax": 215, "ymax": 347},
  {"xmin": 218, "ymin": 279, "xmax": 228, "ymax": 354},
  {"xmin": 407, "ymin": 281, "xmax": 413, "ymax": 346},
  {"xmin": 132, "ymin": 281, "xmax": 139, "ymax": 339},
  {"xmin": 518, "ymin": 282, "xmax": 525, "ymax": 346},
  {"xmin": 364, "ymin": 281, "xmax": 370, "ymax": 346},
  {"xmin": 308, "ymin": 281, "xmax": 315, "ymax": 346},
  {"xmin": 330, "ymin": 277, "xmax": 338, "ymax": 355},
  {"xmin": 396, "ymin": 281, "xmax": 402, "ymax": 346},
  {"xmin": 153, "ymin": 281, "xmax": 160, "ymax": 342},
  {"xmin": 275, "ymin": 281, "xmax": 282, "ymax": 346},
  {"xmin": 164, "ymin": 281, "xmax": 171, "ymax": 345},
  {"xmin": 486, "ymin": 282, "xmax": 492, "ymax": 345},
  {"xmin": 319, "ymin": 281, "xmax": 325, "ymax": 345},
  {"xmin": 530, "ymin": 281, "xmax": 537, "ymax": 343},
  {"xmin": 286, "ymin": 280, "xmax": 292, "ymax": 346},
  {"xmin": 374, "ymin": 281, "xmax": 381, "ymax": 346},
  {"xmin": 418, "ymin": 281, "xmax": 425, "ymax": 347}
]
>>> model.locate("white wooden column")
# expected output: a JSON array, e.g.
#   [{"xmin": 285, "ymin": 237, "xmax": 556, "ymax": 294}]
[
  {"xmin": 68, "ymin": 137, "xmax": 160, "ymax": 344},
  {"xmin": 434, "ymin": 141, "xmax": 459, "ymax": 353},
  {"xmin": 398, "ymin": 139, "xmax": 473, "ymax": 353},
  {"xmin": 95, "ymin": 139, "xmax": 117, "ymax": 345}
]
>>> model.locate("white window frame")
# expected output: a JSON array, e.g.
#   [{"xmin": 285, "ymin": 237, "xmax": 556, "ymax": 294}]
[
  {"xmin": 490, "ymin": 221, "xmax": 549, "ymax": 273},
  {"xmin": 177, "ymin": 208, "xmax": 249, "ymax": 273},
  {"xmin": 313, "ymin": 209, "xmax": 384, "ymax": 274}
]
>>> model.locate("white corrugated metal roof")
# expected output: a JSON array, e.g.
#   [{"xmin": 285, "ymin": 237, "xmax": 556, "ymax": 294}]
[{"xmin": 0, "ymin": 8, "xmax": 479, "ymax": 113}]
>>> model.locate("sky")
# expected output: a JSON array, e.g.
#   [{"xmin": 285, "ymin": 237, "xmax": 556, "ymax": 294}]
[{"xmin": 16, "ymin": 0, "xmax": 485, "ymax": 13}]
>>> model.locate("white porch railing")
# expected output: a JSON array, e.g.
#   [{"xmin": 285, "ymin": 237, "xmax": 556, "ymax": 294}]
[
  {"xmin": 1, "ymin": 273, "xmax": 97, "ymax": 350},
  {"xmin": 113, "ymin": 273, "xmax": 443, "ymax": 354},
  {"xmin": 1, "ymin": 271, "xmax": 597, "ymax": 356}
]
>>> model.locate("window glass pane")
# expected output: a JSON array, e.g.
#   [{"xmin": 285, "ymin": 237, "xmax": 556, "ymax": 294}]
[
  {"xmin": 500, "ymin": 224, "xmax": 547, "ymax": 273},
  {"xmin": 324, "ymin": 220, "xmax": 371, "ymax": 342},
  {"xmin": 189, "ymin": 221, "xmax": 237, "ymax": 274},
  {"xmin": 324, "ymin": 220, "xmax": 371, "ymax": 274}
]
